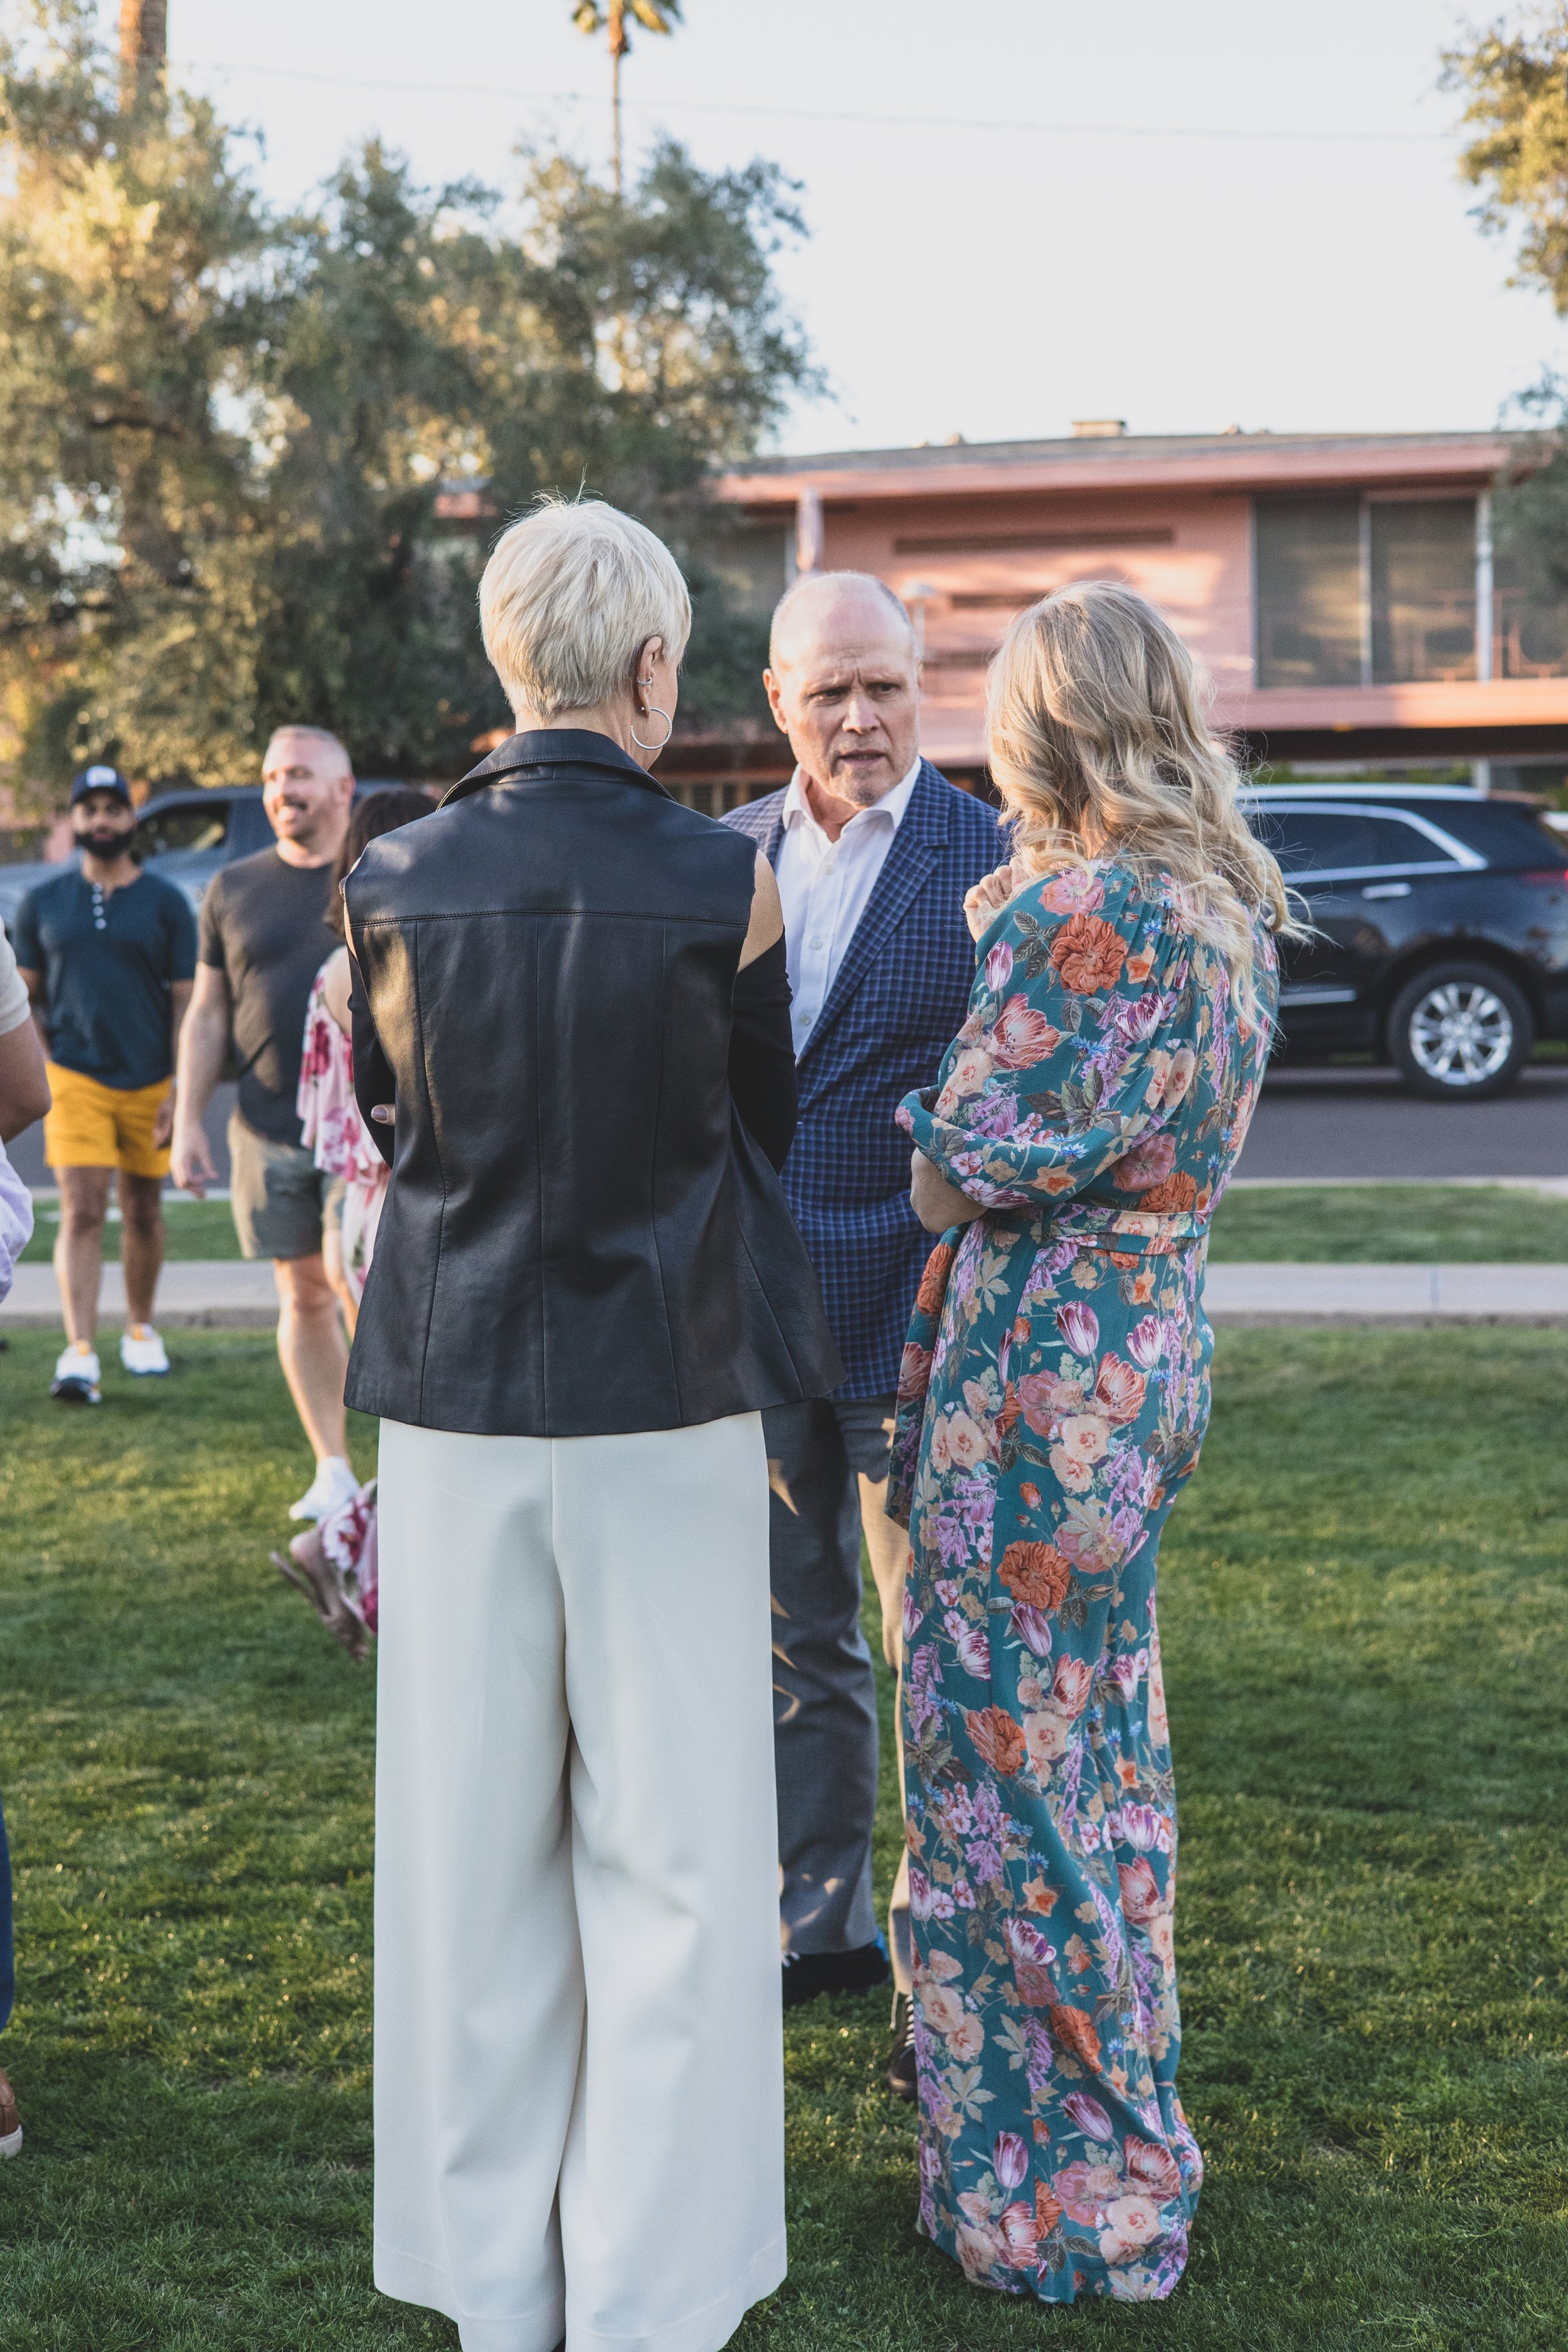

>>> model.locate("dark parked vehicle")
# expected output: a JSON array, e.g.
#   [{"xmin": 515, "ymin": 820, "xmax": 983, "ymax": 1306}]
[
  {"xmin": 1242, "ymin": 783, "xmax": 1568, "ymax": 1098},
  {"xmin": 0, "ymin": 781, "xmax": 413, "ymax": 940}
]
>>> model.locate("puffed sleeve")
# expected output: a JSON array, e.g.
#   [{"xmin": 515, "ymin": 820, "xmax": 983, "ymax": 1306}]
[{"xmin": 897, "ymin": 865, "xmax": 1199, "ymax": 1211}]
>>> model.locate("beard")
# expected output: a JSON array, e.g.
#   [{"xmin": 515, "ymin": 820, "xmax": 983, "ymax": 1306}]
[{"xmin": 77, "ymin": 827, "xmax": 130, "ymax": 855}]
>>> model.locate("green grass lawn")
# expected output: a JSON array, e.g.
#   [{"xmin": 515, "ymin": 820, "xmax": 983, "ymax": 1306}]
[
  {"xmin": 19, "ymin": 1197, "xmax": 243, "ymax": 1263},
  {"xmin": 1207, "ymin": 1182, "xmax": 1568, "ymax": 1263},
  {"xmin": 17, "ymin": 1185, "xmax": 1568, "ymax": 1271},
  {"xmin": 1, "ymin": 1327, "xmax": 1566, "ymax": 2349}
]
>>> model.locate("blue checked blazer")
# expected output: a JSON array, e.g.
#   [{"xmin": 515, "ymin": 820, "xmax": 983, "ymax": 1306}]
[{"xmin": 725, "ymin": 761, "xmax": 1004, "ymax": 1397}]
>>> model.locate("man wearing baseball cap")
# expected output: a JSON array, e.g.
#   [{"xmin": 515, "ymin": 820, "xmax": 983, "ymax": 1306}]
[{"xmin": 13, "ymin": 765, "xmax": 197, "ymax": 1402}]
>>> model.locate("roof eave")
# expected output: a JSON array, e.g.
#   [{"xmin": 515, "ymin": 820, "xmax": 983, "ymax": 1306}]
[{"xmin": 712, "ymin": 433, "xmax": 1536, "ymax": 510}]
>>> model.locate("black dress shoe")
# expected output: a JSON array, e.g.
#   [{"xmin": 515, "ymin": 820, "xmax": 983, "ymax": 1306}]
[
  {"xmin": 886, "ymin": 1991, "xmax": 917, "ymax": 2101},
  {"xmin": 781, "ymin": 1937, "xmax": 892, "ymax": 2010}
]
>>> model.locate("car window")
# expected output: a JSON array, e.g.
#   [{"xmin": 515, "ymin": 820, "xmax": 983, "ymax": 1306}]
[
  {"xmin": 1426, "ymin": 800, "xmax": 1564, "ymax": 866},
  {"xmin": 1359, "ymin": 815, "xmax": 1461, "ymax": 869},
  {"xmin": 137, "ymin": 802, "xmax": 230, "ymax": 858},
  {"xmin": 1252, "ymin": 810, "xmax": 1379, "ymax": 874},
  {"xmin": 1250, "ymin": 807, "xmax": 1461, "ymax": 876},
  {"xmin": 226, "ymin": 794, "xmax": 273, "ymax": 852}
]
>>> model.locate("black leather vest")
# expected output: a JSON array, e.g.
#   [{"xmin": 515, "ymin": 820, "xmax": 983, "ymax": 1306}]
[{"xmin": 342, "ymin": 731, "xmax": 843, "ymax": 1437}]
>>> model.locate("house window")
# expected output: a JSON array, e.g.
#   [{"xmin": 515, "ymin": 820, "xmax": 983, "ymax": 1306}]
[
  {"xmin": 1254, "ymin": 498, "xmax": 1363, "ymax": 688},
  {"xmin": 1370, "ymin": 501, "xmax": 1477, "ymax": 682},
  {"xmin": 1252, "ymin": 492, "xmax": 1568, "ymax": 687}
]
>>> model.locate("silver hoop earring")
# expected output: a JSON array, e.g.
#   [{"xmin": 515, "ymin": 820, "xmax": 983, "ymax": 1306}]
[{"xmin": 630, "ymin": 704, "xmax": 673, "ymax": 751}]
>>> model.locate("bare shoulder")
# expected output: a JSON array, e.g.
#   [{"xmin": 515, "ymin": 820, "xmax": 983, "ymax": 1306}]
[
  {"xmin": 738, "ymin": 849, "xmax": 783, "ymax": 970},
  {"xmin": 319, "ymin": 943, "xmax": 352, "ymax": 1034}
]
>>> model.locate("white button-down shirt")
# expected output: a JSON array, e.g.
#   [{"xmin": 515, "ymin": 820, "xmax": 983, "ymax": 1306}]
[{"xmin": 774, "ymin": 758, "xmax": 921, "ymax": 1055}]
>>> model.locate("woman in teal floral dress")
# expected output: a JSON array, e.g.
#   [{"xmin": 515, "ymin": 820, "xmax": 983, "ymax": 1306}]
[{"xmin": 888, "ymin": 581, "xmax": 1293, "ymax": 2306}]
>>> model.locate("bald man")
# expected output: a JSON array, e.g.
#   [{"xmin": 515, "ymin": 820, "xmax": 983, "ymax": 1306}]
[
  {"xmin": 724, "ymin": 572, "xmax": 1000, "ymax": 2075},
  {"xmin": 173, "ymin": 726, "xmax": 358, "ymax": 1523}
]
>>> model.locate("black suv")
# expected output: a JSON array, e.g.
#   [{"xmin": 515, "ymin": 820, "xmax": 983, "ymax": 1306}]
[{"xmin": 1242, "ymin": 783, "xmax": 1568, "ymax": 1098}]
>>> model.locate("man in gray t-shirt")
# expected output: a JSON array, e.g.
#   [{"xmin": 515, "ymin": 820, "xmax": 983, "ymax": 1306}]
[
  {"xmin": 195, "ymin": 852, "xmax": 337, "ymax": 1147},
  {"xmin": 172, "ymin": 726, "xmax": 358, "ymax": 1525}
]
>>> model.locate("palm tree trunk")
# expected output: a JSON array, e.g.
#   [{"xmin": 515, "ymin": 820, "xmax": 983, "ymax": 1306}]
[
  {"xmin": 118, "ymin": 0, "xmax": 167, "ymax": 114},
  {"xmin": 608, "ymin": 0, "xmax": 632, "ymax": 198}
]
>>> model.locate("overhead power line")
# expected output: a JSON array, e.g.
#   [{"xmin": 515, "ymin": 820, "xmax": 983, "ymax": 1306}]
[{"xmin": 183, "ymin": 61, "xmax": 1452, "ymax": 146}]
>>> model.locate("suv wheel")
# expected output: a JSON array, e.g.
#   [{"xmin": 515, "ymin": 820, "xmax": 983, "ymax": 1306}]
[{"xmin": 1387, "ymin": 961, "xmax": 1534, "ymax": 1099}]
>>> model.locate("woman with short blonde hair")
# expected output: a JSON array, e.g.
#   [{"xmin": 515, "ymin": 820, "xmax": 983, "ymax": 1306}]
[
  {"xmin": 889, "ymin": 580, "xmax": 1288, "ymax": 2307},
  {"xmin": 347, "ymin": 496, "xmax": 840, "ymax": 2352},
  {"xmin": 480, "ymin": 495, "xmax": 693, "ymax": 721}
]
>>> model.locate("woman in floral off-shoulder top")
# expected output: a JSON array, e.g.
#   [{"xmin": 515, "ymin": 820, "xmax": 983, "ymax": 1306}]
[
  {"xmin": 889, "ymin": 581, "xmax": 1295, "ymax": 2307},
  {"xmin": 276, "ymin": 788, "xmax": 432, "ymax": 1659}
]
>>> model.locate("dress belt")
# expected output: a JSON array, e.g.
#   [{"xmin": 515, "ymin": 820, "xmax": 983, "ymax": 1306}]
[{"xmin": 984, "ymin": 1205, "xmax": 1209, "ymax": 1258}]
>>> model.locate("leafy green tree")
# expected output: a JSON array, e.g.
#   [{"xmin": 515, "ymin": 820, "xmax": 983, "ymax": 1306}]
[
  {"xmin": 1443, "ymin": 9, "xmax": 1568, "ymax": 771},
  {"xmin": 0, "ymin": 1, "xmax": 273, "ymax": 795},
  {"xmin": 1443, "ymin": 10, "xmax": 1568, "ymax": 310},
  {"xmin": 251, "ymin": 135, "xmax": 813, "ymax": 767},
  {"xmin": 0, "ymin": 1, "xmax": 812, "ymax": 800}
]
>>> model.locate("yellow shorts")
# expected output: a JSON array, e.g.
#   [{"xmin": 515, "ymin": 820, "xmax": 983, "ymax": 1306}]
[{"xmin": 43, "ymin": 1063, "xmax": 172, "ymax": 1179}]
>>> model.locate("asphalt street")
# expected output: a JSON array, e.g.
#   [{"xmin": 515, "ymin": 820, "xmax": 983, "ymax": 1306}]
[
  {"xmin": 1234, "ymin": 1062, "xmax": 1568, "ymax": 1181},
  {"xmin": 11, "ymin": 1067, "xmax": 1567, "ymax": 1192}
]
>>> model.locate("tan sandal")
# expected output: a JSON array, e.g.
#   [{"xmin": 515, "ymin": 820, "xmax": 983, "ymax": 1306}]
[{"xmin": 0, "ymin": 2064, "xmax": 21, "ymax": 2157}]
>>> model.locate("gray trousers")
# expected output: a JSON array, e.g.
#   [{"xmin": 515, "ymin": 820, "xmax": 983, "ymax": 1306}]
[{"xmin": 764, "ymin": 1395, "xmax": 896, "ymax": 1959}]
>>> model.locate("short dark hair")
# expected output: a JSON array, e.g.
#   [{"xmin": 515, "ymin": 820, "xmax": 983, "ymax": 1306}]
[{"xmin": 327, "ymin": 788, "xmax": 435, "ymax": 939}]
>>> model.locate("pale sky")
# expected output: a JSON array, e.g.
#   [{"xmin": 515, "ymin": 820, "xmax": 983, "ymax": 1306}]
[{"xmin": 131, "ymin": 0, "xmax": 1568, "ymax": 456}]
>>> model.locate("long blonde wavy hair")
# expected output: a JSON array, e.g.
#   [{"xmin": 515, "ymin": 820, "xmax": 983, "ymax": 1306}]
[{"xmin": 985, "ymin": 580, "xmax": 1296, "ymax": 1018}]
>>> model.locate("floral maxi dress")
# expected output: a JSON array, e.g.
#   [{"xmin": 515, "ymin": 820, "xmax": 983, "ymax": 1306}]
[
  {"xmin": 295, "ymin": 961, "xmax": 387, "ymax": 1634},
  {"xmin": 888, "ymin": 861, "xmax": 1277, "ymax": 2306}
]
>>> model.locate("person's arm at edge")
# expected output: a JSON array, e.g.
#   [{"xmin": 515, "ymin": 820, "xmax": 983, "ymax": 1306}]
[
  {"xmin": 1, "ymin": 904, "xmax": 51, "ymax": 1140},
  {"xmin": 0, "ymin": 1001, "xmax": 50, "ymax": 1142},
  {"xmin": 9, "ymin": 889, "xmax": 47, "ymax": 1061}
]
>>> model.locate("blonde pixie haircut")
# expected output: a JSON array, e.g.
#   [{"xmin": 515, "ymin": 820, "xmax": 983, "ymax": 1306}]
[
  {"xmin": 987, "ymin": 580, "xmax": 1296, "ymax": 1015},
  {"xmin": 479, "ymin": 496, "xmax": 692, "ymax": 720}
]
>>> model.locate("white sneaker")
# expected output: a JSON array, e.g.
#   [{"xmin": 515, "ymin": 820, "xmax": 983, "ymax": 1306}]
[
  {"xmin": 120, "ymin": 1323, "xmax": 170, "ymax": 1377},
  {"xmin": 50, "ymin": 1343, "xmax": 102, "ymax": 1405},
  {"xmin": 288, "ymin": 1454, "xmax": 360, "ymax": 1523}
]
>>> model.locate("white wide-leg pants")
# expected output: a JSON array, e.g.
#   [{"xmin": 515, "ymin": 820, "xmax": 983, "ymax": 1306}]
[{"xmin": 373, "ymin": 1412, "xmax": 785, "ymax": 2352}]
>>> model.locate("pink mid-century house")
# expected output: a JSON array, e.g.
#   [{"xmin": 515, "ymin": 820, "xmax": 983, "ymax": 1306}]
[{"xmin": 668, "ymin": 421, "xmax": 1568, "ymax": 810}]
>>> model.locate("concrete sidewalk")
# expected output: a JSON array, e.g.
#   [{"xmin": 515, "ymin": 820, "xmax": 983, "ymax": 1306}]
[
  {"xmin": 1204, "ymin": 1261, "xmax": 1568, "ymax": 1325},
  {"xmin": 0, "ymin": 1261, "xmax": 278, "ymax": 1330},
  {"xmin": 3, "ymin": 1260, "xmax": 1566, "ymax": 1331}
]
